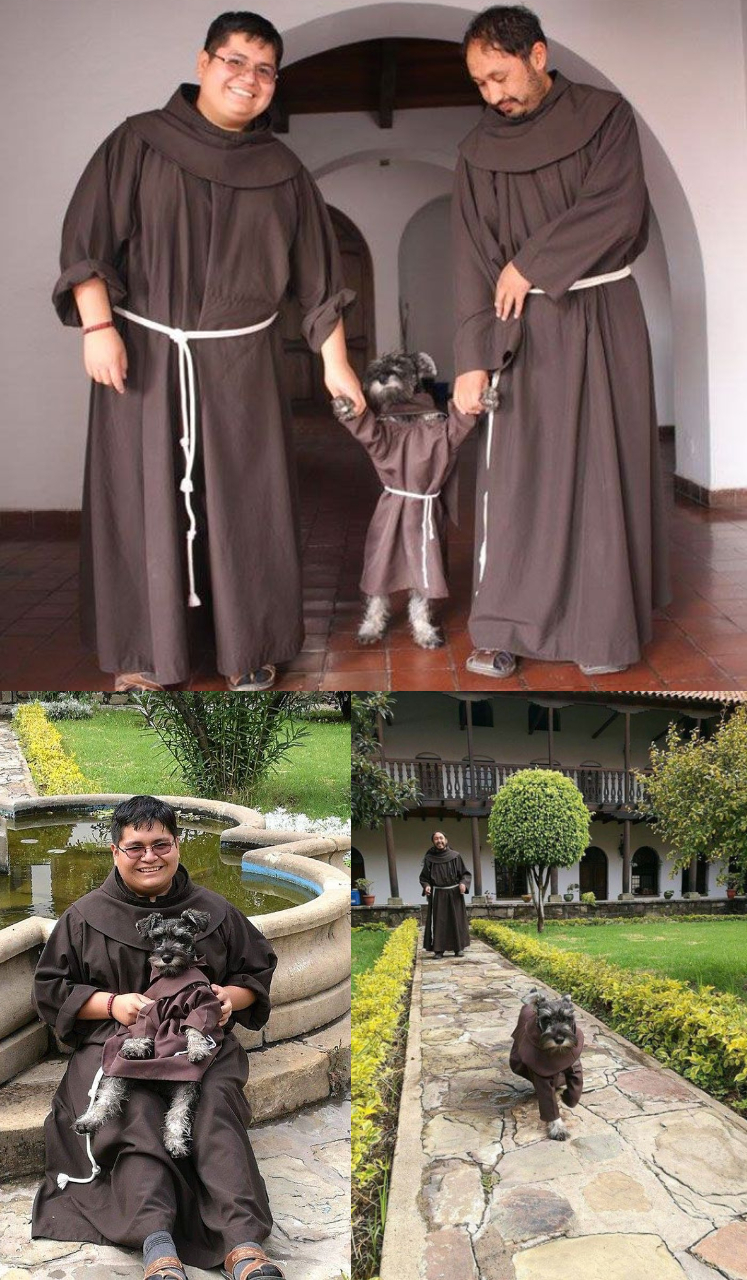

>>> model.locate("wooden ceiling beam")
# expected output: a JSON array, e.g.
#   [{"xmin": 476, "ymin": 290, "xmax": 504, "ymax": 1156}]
[{"xmin": 379, "ymin": 39, "xmax": 398, "ymax": 128}]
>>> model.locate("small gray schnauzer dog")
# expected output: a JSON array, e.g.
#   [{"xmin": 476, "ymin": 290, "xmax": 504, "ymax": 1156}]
[
  {"xmin": 509, "ymin": 988, "xmax": 584, "ymax": 1141},
  {"xmin": 333, "ymin": 350, "xmax": 500, "ymax": 649},
  {"xmin": 73, "ymin": 909, "xmax": 218, "ymax": 1159}
]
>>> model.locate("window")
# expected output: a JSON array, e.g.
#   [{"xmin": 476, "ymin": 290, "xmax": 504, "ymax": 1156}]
[
  {"xmin": 459, "ymin": 700, "xmax": 493, "ymax": 729},
  {"xmin": 528, "ymin": 703, "xmax": 560, "ymax": 733}
]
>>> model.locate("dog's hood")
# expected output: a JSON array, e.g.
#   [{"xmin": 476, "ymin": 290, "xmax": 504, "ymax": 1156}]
[{"xmin": 511, "ymin": 1002, "xmax": 584, "ymax": 1077}]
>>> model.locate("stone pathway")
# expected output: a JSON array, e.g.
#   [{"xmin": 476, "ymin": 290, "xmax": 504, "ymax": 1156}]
[
  {"xmin": 0, "ymin": 724, "xmax": 36, "ymax": 806},
  {"xmin": 0, "ymin": 1094, "xmax": 350, "ymax": 1280},
  {"xmin": 380, "ymin": 936, "xmax": 747, "ymax": 1280}
]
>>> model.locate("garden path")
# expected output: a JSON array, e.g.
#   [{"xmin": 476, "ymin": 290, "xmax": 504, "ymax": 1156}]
[
  {"xmin": 0, "ymin": 1093, "xmax": 350, "ymax": 1280},
  {"xmin": 380, "ymin": 935, "xmax": 747, "ymax": 1280},
  {"xmin": 0, "ymin": 721, "xmax": 36, "ymax": 803}
]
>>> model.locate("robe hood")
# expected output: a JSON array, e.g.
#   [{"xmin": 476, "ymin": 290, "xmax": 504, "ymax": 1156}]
[
  {"xmin": 71, "ymin": 864, "xmax": 228, "ymax": 950},
  {"xmin": 127, "ymin": 84, "xmax": 303, "ymax": 188},
  {"xmin": 459, "ymin": 72, "xmax": 622, "ymax": 173},
  {"xmin": 424, "ymin": 843, "xmax": 463, "ymax": 865},
  {"xmin": 512, "ymin": 1002, "xmax": 584, "ymax": 1077}
]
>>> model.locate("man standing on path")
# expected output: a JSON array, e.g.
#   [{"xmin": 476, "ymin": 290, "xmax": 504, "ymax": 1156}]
[
  {"xmin": 452, "ymin": 5, "xmax": 669, "ymax": 680},
  {"xmin": 419, "ymin": 831, "xmax": 471, "ymax": 958}
]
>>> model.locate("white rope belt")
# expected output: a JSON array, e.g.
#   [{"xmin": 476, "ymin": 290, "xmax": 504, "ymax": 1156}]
[
  {"xmin": 56, "ymin": 1066, "xmax": 104, "ymax": 1188},
  {"xmin": 476, "ymin": 265, "xmax": 632, "ymax": 591},
  {"xmin": 114, "ymin": 305, "xmax": 278, "ymax": 607},
  {"xmin": 383, "ymin": 486, "xmax": 441, "ymax": 592}
]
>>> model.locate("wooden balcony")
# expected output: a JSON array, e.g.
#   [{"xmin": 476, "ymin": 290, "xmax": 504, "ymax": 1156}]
[{"xmin": 383, "ymin": 757, "xmax": 649, "ymax": 812}]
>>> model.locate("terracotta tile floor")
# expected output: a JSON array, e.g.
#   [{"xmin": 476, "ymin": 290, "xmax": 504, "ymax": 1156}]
[{"xmin": 1, "ymin": 417, "xmax": 746, "ymax": 692}]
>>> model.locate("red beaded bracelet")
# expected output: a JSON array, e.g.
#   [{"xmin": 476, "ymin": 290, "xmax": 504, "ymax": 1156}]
[
  {"xmin": 82, "ymin": 320, "xmax": 115, "ymax": 336},
  {"xmin": 106, "ymin": 993, "xmax": 116, "ymax": 1019}
]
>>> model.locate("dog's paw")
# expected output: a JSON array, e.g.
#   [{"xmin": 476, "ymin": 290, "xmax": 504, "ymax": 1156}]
[
  {"xmin": 164, "ymin": 1136, "xmax": 191, "ymax": 1159},
  {"xmin": 331, "ymin": 395, "xmax": 357, "ymax": 423},
  {"xmin": 187, "ymin": 1040, "xmax": 212, "ymax": 1063},
  {"xmin": 119, "ymin": 1037, "xmax": 154, "ymax": 1059},
  {"xmin": 73, "ymin": 1115, "xmax": 95, "ymax": 1135},
  {"xmin": 479, "ymin": 386, "xmax": 501, "ymax": 412},
  {"xmin": 548, "ymin": 1119, "xmax": 569, "ymax": 1141},
  {"xmin": 357, "ymin": 623, "xmax": 385, "ymax": 645},
  {"xmin": 413, "ymin": 626, "xmax": 445, "ymax": 649}
]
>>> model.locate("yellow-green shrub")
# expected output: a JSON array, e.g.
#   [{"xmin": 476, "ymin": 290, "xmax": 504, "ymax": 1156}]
[
  {"xmin": 472, "ymin": 919, "xmax": 747, "ymax": 1106},
  {"xmin": 14, "ymin": 702, "xmax": 89, "ymax": 795},
  {"xmin": 352, "ymin": 918, "xmax": 417, "ymax": 1192}
]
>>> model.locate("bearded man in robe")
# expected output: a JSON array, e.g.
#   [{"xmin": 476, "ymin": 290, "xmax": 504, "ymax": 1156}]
[
  {"xmin": 452, "ymin": 5, "xmax": 669, "ymax": 680},
  {"xmin": 54, "ymin": 10, "xmax": 365, "ymax": 693},
  {"xmin": 419, "ymin": 830, "xmax": 471, "ymax": 957},
  {"xmin": 31, "ymin": 795, "xmax": 283, "ymax": 1280}
]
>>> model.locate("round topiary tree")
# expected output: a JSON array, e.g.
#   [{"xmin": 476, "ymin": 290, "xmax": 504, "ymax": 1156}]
[{"xmin": 488, "ymin": 769, "xmax": 591, "ymax": 932}]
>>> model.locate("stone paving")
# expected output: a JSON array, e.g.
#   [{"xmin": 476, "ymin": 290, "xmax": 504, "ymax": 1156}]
[
  {"xmin": 380, "ymin": 935, "xmax": 747, "ymax": 1280},
  {"xmin": 0, "ymin": 724, "xmax": 36, "ymax": 805},
  {"xmin": 0, "ymin": 1093, "xmax": 350, "ymax": 1280}
]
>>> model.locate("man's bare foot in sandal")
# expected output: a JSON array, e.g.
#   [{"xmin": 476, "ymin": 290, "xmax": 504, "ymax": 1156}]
[{"xmin": 114, "ymin": 672, "xmax": 165, "ymax": 692}]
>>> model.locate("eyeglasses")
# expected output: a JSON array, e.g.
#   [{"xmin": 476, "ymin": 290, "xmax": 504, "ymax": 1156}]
[
  {"xmin": 211, "ymin": 52, "xmax": 278, "ymax": 84},
  {"xmin": 115, "ymin": 839, "xmax": 177, "ymax": 860}
]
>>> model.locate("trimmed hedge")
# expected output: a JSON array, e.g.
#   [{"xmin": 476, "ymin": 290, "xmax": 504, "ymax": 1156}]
[
  {"xmin": 472, "ymin": 919, "xmax": 747, "ymax": 1108},
  {"xmin": 13, "ymin": 702, "xmax": 90, "ymax": 795},
  {"xmin": 500, "ymin": 913, "xmax": 746, "ymax": 928}
]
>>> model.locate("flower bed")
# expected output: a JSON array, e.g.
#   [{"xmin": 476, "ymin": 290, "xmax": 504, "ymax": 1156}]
[
  {"xmin": 472, "ymin": 919, "xmax": 747, "ymax": 1110},
  {"xmin": 13, "ymin": 703, "xmax": 89, "ymax": 795},
  {"xmin": 352, "ymin": 918, "xmax": 418, "ymax": 1279}
]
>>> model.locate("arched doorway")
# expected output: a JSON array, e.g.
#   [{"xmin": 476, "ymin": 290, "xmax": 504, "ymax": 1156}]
[
  {"xmin": 579, "ymin": 845, "xmax": 608, "ymax": 900},
  {"xmin": 281, "ymin": 206, "xmax": 375, "ymax": 411},
  {"xmin": 351, "ymin": 847, "xmax": 366, "ymax": 884},
  {"xmin": 680, "ymin": 856, "xmax": 708, "ymax": 896},
  {"xmin": 632, "ymin": 846, "xmax": 660, "ymax": 896}
]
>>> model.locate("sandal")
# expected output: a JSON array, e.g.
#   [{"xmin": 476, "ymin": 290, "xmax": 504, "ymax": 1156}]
[
  {"xmin": 114, "ymin": 672, "xmax": 165, "ymax": 692},
  {"xmin": 465, "ymin": 650, "xmax": 517, "ymax": 679},
  {"xmin": 222, "ymin": 1245, "xmax": 285, "ymax": 1279},
  {"xmin": 143, "ymin": 1256, "xmax": 187, "ymax": 1280},
  {"xmin": 578, "ymin": 663, "xmax": 630, "ymax": 676},
  {"xmin": 227, "ymin": 666, "xmax": 277, "ymax": 692}
]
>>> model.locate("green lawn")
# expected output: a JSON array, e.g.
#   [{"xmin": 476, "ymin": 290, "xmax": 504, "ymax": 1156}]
[
  {"xmin": 352, "ymin": 927, "xmax": 389, "ymax": 994},
  {"xmin": 54, "ymin": 709, "xmax": 350, "ymax": 819},
  {"xmin": 503, "ymin": 919, "xmax": 747, "ymax": 1000}
]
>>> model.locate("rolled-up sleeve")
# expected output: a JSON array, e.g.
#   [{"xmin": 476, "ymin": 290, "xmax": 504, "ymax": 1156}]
[
  {"xmin": 52, "ymin": 121, "xmax": 144, "ymax": 326},
  {"xmin": 32, "ymin": 910, "xmax": 100, "ymax": 1048},
  {"xmin": 220, "ymin": 910, "xmax": 277, "ymax": 1032},
  {"xmin": 289, "ymin": 168, "xmax": 356, "ymax": 352}
]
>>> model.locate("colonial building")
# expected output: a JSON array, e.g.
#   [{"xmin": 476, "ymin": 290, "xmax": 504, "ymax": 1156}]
[{"xmin": 353, "ymin": 691, "xmax": 746, "ymax": 907}]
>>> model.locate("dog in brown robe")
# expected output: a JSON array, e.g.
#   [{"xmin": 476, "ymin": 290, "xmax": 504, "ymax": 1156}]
[
  {"xmin": 73, "ymin": 909, "xmax": 223, "ymax": 1159},
  {"xmin": 509, "ymin": 989, "xmax": 584, "ymax": 1140}
]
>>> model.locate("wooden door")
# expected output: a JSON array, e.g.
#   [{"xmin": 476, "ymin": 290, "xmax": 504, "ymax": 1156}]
[
  {"xmin": 579, "ymin": 846, "xmax": 608, "ymax": 899},
  {"xmin": 281, "ymin": 205, "xmax": 375, "ymax": 411}
]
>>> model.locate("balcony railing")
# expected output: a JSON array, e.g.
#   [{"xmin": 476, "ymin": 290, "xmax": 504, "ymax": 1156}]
[{"xmin": 383, "ymin": 758, "xmax": 649, "ymax": 809}]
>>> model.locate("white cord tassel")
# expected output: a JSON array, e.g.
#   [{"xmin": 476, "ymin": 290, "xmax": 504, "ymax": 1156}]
[
  {"xmin": 56, "ymin": 1066, "xmax": 104, "ymax": 1189},
  {"xmin": 383, "ymin": 487, "xmax": 441, "ymax": 593},
  {"xmin": 476, "ymin": 370, "xmax": 502, "ymax": 588},
  {"xmin": 114, "ymin": 306, "xmax": 278, "ymax": 609}
]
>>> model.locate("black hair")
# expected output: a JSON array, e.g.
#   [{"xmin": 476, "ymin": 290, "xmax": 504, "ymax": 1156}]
[
  {"xmin": 204, "ymin": 11, "xmax": 283, "ymax": 66},
  {"xmin": 111, "ymin": 795, "xmax": 178, "ymax": 845},
  {"xmin": 462, "ymin": 5, "xmax": 547, "ymax": 59},
  {"xmin": 432, "ymin": 830, "xmax": 447, "ymax": 841}
]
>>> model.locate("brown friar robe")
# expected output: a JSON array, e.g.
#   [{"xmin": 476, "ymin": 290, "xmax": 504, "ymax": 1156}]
[
  {"xmin": 509, "ymin": 1002, "xmax": 584, "ymax": 1122},
  {"xmin": 419, "ymin": 845, "xmax": 471, "ymax": 953},
  {"xmin": 341, "ymin": 393, "xmax": 475, "ymax": 598},
  {"xmin": 53, "ymin": 84, "xmax": 354, "ymax": 683},
  {"xmin": 453, "ymin": 72, "xmax": 670, "ymax": 668},
  {"xmin": 31, "ymin": 864, "xmax": 277, "ymax": 1268},
  {"xmin": 102, "ymin": 963, "xmax": 224, "ymax": 1082}
]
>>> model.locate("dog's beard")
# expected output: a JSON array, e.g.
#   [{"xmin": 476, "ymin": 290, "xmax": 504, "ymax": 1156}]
[
  {"xmin": 150, "ymin": 951, "xmax": 195, "ymax": 977},
  {"xmin": 366, "ymin": 378, "xmax": 414, "ymax": 407},
  {"xmin": 537, "ymin": 1028, "xmax": 577, "ymax": 1054}
]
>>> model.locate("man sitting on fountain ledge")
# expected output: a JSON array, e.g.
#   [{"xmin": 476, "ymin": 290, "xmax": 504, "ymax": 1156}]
[{"xmin": 30, "ymin": 794, "xmax": 285, "ymax": 1280}]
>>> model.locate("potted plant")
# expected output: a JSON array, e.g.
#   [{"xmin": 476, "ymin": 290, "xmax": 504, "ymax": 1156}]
[
  {"xmin": 564, "ymin": 882, "xmax": 579, "ymax": 902},
  {"xmin": 355, "ymin": 878, "xmax": 376, "ymax": 907},
  {"xmin": 663, "ymin": 889, "xmax": 674, "ymax": 900},
  {"xmin": 720, "ymin": 872, "xmax": 742, "ymax": 900}
]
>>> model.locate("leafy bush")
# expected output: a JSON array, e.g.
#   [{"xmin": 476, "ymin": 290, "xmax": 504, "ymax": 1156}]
[
  {"xmin": 18, "ymin": 698, "xmax": 94, "ymax": 721},
  {"xmin": 472, "ymin": 919, "xmax": 747, "ymax": 1108},
  {"xmin": 135, "ymin": 692, "xmax": 311, "ymax": 801},
  {"xmin": 352, "ymin": 918, "xmax": 418, "ymax": 1278},
  {"xmin": 581, "ymin": 891, "xmax": 596, "ymax": 905},
  {"xmin": 352, "ymin": 694, "xmax": 419, "ymax": 829},
  {"xmin": 14, "ymin": 703, "xmax": 90, "ymax": 794},
  {"xmin": 488, "ymin": 770, "xmax": 590, "ymax": 931}
]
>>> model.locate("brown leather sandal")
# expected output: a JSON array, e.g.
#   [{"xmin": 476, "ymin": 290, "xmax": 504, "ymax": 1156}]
[
  {"xmin": 114, "ymin": 672, "xmax": 165, "ymax": 692},
  {"xmin": 143, "ymin": 1255, "xmax": 187, "ymax": 1280},
  {"xmin": 222, "ymin": 1244, "xmax": 285, "ymax": 1279}
]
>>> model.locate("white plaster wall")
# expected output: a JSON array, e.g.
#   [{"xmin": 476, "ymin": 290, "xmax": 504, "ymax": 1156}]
[
  {"xmin": 353, "ymin": 818, "xmax": 729, "ymax": 904},
  {"xmin": 1, "ymin": 0, "xmax": 745, "ymax": 508},
  {"xmin": 399, "ymin": 196, "xmax": 455, "ymax": 385}
]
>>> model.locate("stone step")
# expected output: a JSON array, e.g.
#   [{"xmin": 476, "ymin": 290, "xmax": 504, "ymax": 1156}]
[{"xmin": 0, "ymin": 1011, "xmax": 351, "ymax": 1181}]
